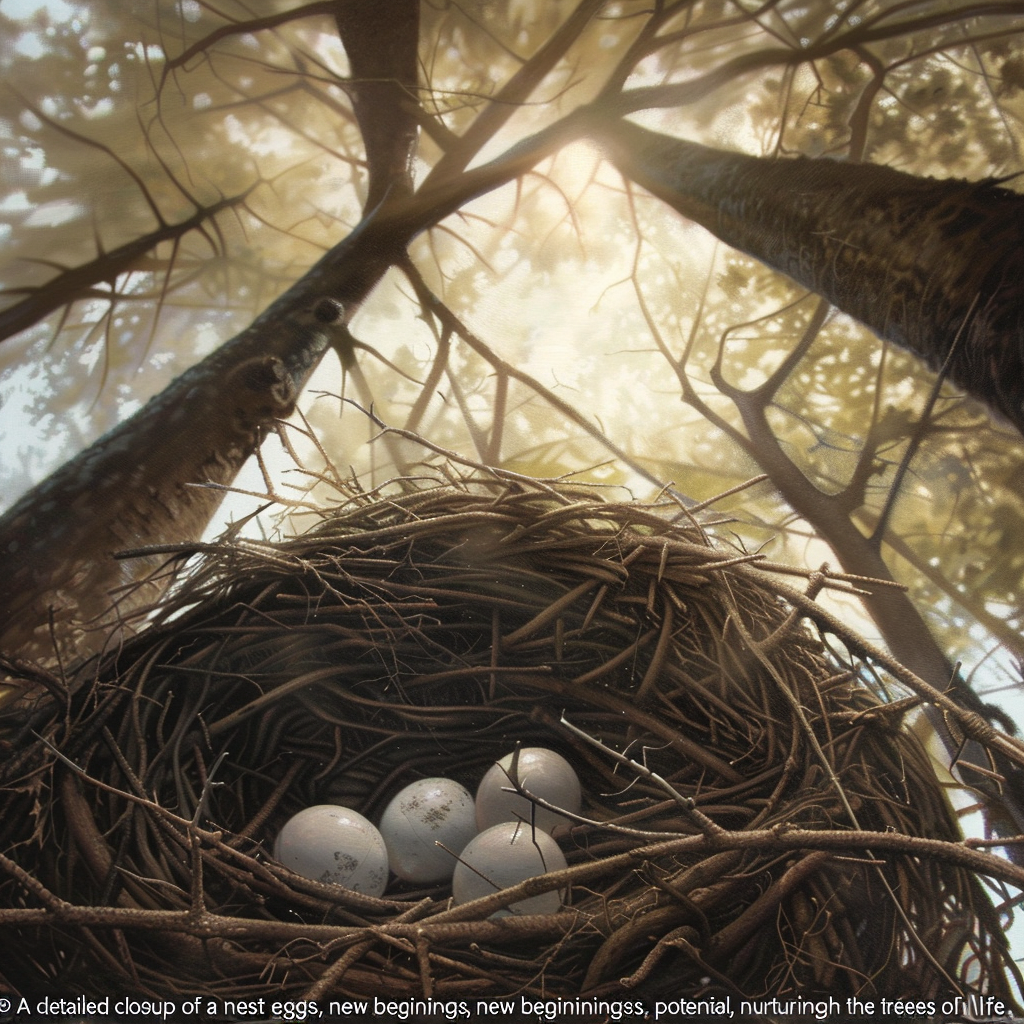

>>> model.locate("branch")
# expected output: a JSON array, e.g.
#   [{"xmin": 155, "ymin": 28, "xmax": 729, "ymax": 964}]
[
  {"xmin": 334, "ymin": 0, "xmax": 421, "ymax": 211},
  {"xmin": 160, "ymin": 1, "xmax": 343, "ymax": 79},
  {"xmin": 4, "ymin": 825, "xmax": 1024, "ymax": 935},
  {"xmin": 855, "ymin": 505, "xmax": 1024, "ymax": 664},
  {"xmin": 399, "ymin": 260, "xmax": 696, "ymax": 505},
  {"xmin": 0, "ymin": 190, "xmax": 253, "ymax": 345},
  {"xmin": 614, "ymin": 3, "xmax": 1024, "ymax": 114},
  {"xmin": 421, "ymin": 0, "xmax": 605, "ymax": 187}
]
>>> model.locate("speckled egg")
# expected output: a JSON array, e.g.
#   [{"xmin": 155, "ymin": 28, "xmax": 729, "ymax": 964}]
[
  {"xmin": 273, "ymin": 805, "xmax": 389, "ymax": 897},
  {"xmin": 475, "ymin": 747, "xmax": 582, "ymax": 835},
  {"xmin": 452, "ymin": 821, "xmax": 567, "ymax": 916},
  {"xmin": 378, "ymin": 777, "xmax": 477, "ymax": 884}
]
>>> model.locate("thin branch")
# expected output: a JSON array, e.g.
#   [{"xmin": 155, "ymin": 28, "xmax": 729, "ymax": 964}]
[
  {"xmin": 160, "ymin": 1, "xmax": 342, "ymax": 79},
  {"xmin": 422, "ymin": 0, "xmax": 605, "ymax": 186},
  {"xmin": 871, "ymin": 293, "xmax": 980, "ymax": 548},
  {"xmin": 0, "ymin": 190, "xmax": 253, "ymax": 345}
]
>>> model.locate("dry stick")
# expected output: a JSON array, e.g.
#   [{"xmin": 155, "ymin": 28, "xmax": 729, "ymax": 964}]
[
  {"xmin": 501, "ymin": 578, "xmax": 599, "ymax": 647},
  {"xmin": 585, "ymin": 906, "xmax": 697, "ymax": 990},
  {"xmin": 466, "ymin": 769, "xmax": 690, "ymax": 841},
  {"xmin": 355, "ymin": 402, "xmax": 577, "ymax": 501},
  {"xmin": 0, "ymin": 652, "xmax": 68, "ymax": 704},
  {"xmin": 723, "ymin": 603, "xmax": 964, "ymax": 995},
  {"xmin": 302, "ymin": 929, "xmax": 394, "ymax": 1000},
  {"xmin": 706, "ymin": 849, "xmax": 832, "ymax": 960},
  {"xmin": 637, "ymin": 930, "xmax": 741, "ymax": 996},
  {"xmin": 558, "ymin": 714, "xmax": 724, "ymax": 837},
  {"xmin": 4, "ymin": 820, "xmax": 1023, "ymax": 936},
  {"xmin": 570, "ymin": 628, "xmax": 658, "ymax": 686},
  {"xmin": 755, "ymin": 569, "xmax": 1024, "ymax": 768},
  {"xmin": 635, "ymin": 599, "xmax": 674, "ymax": 702},
  {"xmin": 682, "ymin": 474, "xmax": 770, "ymax": 513},
  {"xmin": 428, "ymin": 823, "xmax": 1024, "ymax": 925},
  {"xmin": 415, "ymin": 932, "xmax": 434, "ymax": 1000},
  {"xmin": 754, "ymin": 568, "xmax": 828, "ymax": 657},
  {"xmin": 754, "ymin": 560, "xmax": 906, "ymax": 591},
  {"xmin": 527, "ymin": 673, "xmax": 741, "ymax": 783},
  {"xmin": 229, "ymin": 759, "xmax": 303, "ymax": 846}
]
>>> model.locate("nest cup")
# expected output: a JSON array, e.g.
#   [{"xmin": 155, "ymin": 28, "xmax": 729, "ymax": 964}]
[{"xmin": 0, "ymin": 478, "xmax": 1017, "ymax": 1005}]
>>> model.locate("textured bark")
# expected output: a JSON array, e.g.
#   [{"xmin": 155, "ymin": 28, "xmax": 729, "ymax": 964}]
[
  {"xmin": 0, "ymin": 82, "xmax": 590, "ymax": 680},
  {"xmin": 593, "ymin": 118, "xmax": 1024, "ymax": 435},
  {"xmin": 591, "ymin": 119, "xmax": 1024, "ymax": 834},
  {"xmin": 0, "ymin": 213, "xmax": 405, "ymax": 671},
  {"xmin": 0, "ymin": 0, "xmax": 422, "ymax": 678},
  {"xmin": 335, "ymin": 0, "xmax": 420, "ymax": 211}
]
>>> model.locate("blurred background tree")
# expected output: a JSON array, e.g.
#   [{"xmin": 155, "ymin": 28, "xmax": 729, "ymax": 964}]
[{"xmin": 1, "ymin": 0, "xmax": 1023, "ymax": 827}]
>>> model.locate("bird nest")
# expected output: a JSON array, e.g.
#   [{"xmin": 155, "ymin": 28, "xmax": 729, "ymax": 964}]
[{"xmin": 1, "ymin": 474, "xmax": 1021, "ymax": 1010}]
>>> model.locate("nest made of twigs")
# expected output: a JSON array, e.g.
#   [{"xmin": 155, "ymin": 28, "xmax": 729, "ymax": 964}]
[{"xmin": 0, "ymin": 474, "xmax": 1021, "ymax": 1009}]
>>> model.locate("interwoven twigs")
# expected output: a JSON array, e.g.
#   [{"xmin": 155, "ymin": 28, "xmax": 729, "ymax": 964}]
[{"xmin": 0, "ymin": 476, "xmax": 1020, "ymax": 1004}]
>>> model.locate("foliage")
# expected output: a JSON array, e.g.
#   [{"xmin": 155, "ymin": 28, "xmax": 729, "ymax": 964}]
[{"xmin": 1, "ymin": 0, "xmax": 1023, "ymax": 814}]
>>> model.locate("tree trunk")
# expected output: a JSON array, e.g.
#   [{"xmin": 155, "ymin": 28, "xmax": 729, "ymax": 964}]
[
  {"xmin": 0, "ymin": 0, "xmax": 422, "ymax": 676},
  {"xmin": 591, "ymin": 117, "xmax": 1024, "ymax": 835},
  {"xmin": 0, "ymin": 214, "xmax": 403, "ymax": 672},
  {"xmin": 593, "ymin": 118, "xmax": 1024, "ymax": 436},
  {"xmin": 335, "ymin": 0, "xmax": 420, "ymax": 212},
  {"xmin": 0, "ymin": 70, "xmax": 585, "ymax": 681}
]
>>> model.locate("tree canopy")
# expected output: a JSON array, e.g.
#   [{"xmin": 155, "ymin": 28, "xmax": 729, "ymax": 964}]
[{"xmin": 1, "ymin": 0, "xmax": 1023, "ymax": 815}]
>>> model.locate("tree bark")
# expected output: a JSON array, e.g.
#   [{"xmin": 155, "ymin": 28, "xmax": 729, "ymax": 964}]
[
  {"xmin": 592, "ymin": 118, "xmax": 1024, "ymax": 436},
  {"xmin": 0, "ymin": 212, "xmax": 403, "ymax": 672},
  {"xmin": 335, "ymin": 0, "xmax": 420, "ymax": 212},
  {"xmin": 0, "ymin": 111, "xmax": 591, "ymax": 681},
  {"xmin": 592, "ymin": 118, "xmax": 1024, "ymax": 834}
]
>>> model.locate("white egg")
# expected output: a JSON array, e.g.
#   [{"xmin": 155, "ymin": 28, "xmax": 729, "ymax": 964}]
[
  {"xmin": 475, "ymin": 747, "xmax": 582, "ymax": 835},
  {"xmin": 274, "ymin": 805, "xmax": 389, "ymax": 897},
  {"xmin": 378, "ymin": 777, "xmax": 477, "ymax": 884},
  {"xmin": 452, "ymin": 821, "xmax": 567, "ymax": 916}
]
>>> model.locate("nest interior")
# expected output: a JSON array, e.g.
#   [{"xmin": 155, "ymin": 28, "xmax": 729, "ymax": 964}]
[{"xmin": 0, "ymin": 478, "xmax": 1019, "ymax": 1007}]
